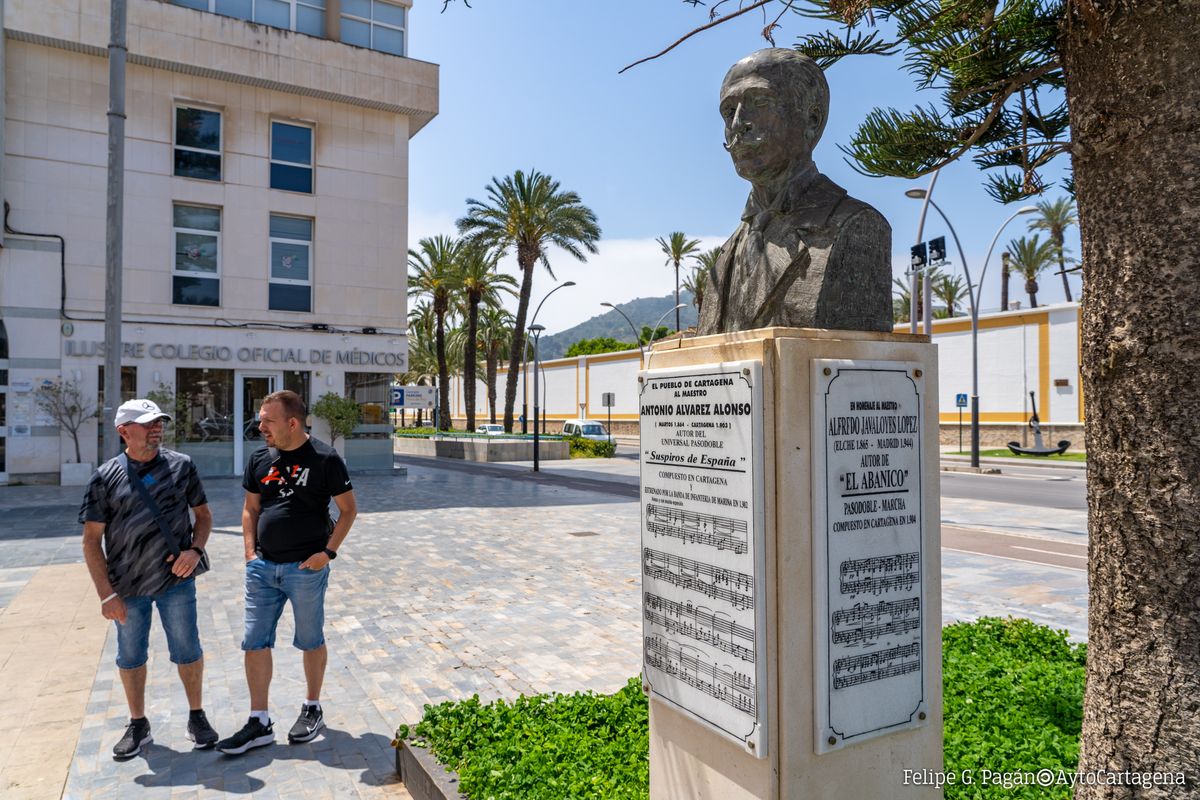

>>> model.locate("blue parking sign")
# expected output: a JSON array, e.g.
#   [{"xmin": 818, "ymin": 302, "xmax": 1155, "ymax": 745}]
[
  {"xmin": 391, "ymin": 387, "xmax": 404, "ymax": 407},
  {"xmin": 955, "ymin": 393, "xmax": 968, "ymax": 408}
]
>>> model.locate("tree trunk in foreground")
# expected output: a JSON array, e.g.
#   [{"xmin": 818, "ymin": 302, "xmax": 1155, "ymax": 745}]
[
  {"xmin": 1065, "ymin": 2, "xmax": 1200, "ymax": 796},
  {"xmin": 502, "ymin": 252, "xmax": 535, "ymax": 433}
]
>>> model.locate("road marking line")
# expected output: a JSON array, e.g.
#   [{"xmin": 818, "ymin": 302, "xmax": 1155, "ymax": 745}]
[
  {"xmin": 1011, "ymin": 545, "xmax": 1087, "ymax": 559},
  {"xmin": 943, "ymin": 547, "xmax": 1087, "ymax": 572}
]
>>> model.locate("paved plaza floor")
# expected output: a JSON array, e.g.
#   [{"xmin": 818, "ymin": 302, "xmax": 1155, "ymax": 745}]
[{"xmin": 0, "ymin": 454, "xmax": 1087, "ymax": 799}]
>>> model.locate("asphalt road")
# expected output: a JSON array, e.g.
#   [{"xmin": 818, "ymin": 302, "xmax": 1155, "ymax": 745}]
[{"xmin": 940, "ymin": 466, "xmax": 1087, "ymax": 510}]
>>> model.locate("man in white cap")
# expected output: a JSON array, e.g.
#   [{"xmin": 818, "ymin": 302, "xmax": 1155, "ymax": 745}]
[{"xmin": 79, "ymin": 398, "xmax": 219, "ymax": 758}]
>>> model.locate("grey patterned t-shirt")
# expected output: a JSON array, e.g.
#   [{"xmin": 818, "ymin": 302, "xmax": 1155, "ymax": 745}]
[{"xmin": 78, "ymin": 448, "xmax": 208, "ymax": 598}]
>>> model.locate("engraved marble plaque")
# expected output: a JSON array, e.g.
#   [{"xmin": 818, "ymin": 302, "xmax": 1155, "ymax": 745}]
[
  {"xmin": 639, "ymin": 361, "xmax": 767, "ymax": 758},
  {"xmin": 812, "ymin": 360, "xmax": 927, "ymax": 753}
]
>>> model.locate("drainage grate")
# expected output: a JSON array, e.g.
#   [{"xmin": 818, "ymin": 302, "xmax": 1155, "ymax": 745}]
[{"xmin": 567, "ymin": 531, "xmax": 600, "ymax": 537}]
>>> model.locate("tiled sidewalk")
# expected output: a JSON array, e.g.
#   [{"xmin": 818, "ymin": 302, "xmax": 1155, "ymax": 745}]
[{"xmin": 0, "ymin": 456, "xmax": 1087, "ymax": 798}]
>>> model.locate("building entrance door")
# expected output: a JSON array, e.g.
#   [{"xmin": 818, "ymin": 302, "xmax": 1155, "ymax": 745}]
[{"xmin": 235, "ymin": 372, "xmax": 283, "ymax": 471}]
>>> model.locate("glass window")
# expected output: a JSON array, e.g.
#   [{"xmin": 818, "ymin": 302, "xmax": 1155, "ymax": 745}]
[
  {"xmin": 344, "ymin": 372, "xmax": 392, "ymax": 468},
  {"xmin": 214, "ymin": 0, "xmax": 252, "ymax": 19},
  {"xmin": 269, "ymin": 214, "xmax": 312, "ymax": 312},
  {"xmin": 174, "ymin": 204, "xmax": 221, "ymax": 307},
  {"xmin": 254, "ymin": 0, "xmax": 290, "ymax": 28},
  {"xmin": 340, "ymin": 0, "xmax": 406, "ymax": 57},
  {"xmin": 174, "ymin": 106, "xmax": 221, "ymax": 181},
  {"xmin": 176, "ymin": 367, "xmax": 235, "ymax": 475},
  {"xmin": 172, "ymin": 1, "xmax": 327, "ymax": 38},
  {"xmin": 270, "ymin": 122, "xmax": 314, "ymax": 193}
]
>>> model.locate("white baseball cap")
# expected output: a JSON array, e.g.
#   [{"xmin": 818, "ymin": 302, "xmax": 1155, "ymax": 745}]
[{"xmin": 114, "ymin": 399, "xmax": 172, "ymax": 428}]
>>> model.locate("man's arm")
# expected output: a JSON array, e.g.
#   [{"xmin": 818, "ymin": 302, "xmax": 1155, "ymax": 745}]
[
  {"xmin": 242, "ymin": 491, "xmax": 262, "ymax": 562},
  {"xmin": 170, "ymin": 503, "xmax": 213, "ymax": 578},
  {"xmin": 299, "ymin": 490, "xmax": 357, "ymax": 570},
  {"xmin": 82, "ymin": 521, "xmax": 126, "ymax": 623}
]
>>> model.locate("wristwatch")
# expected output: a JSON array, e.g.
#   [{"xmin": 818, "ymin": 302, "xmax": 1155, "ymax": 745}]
[
  {"xmin": 323, "ymin": 547, "xmax": 338, "ymax": 560},
  {"xmin": 188, "ymin": 546, "xmax": 205, "ymax": 557}
]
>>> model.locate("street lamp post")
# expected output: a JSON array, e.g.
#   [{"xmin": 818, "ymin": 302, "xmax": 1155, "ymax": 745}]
[
  {"xmin": 600, "ymin": 302, "xmax": 646, "ymax": 366},
  {"xmin": 522, "ymin": 281, "xmax": 575, "ymax": 433},
  {"xmin": 530, "ymin": 323, "xmax": 546, "ymax": 472},
  {"xmin": 905, "ymin": 190, "xmax": 1037, "ymax": 467}
]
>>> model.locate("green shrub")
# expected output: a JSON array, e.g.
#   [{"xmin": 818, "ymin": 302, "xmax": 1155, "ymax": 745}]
[
  {"xmin": 943, "ymin": 617, "xmax": 1086, "ymax": 799},
  {"xmin": 408, "ymin": 677, "xmax": 648, "ymax": 800},
  {"xmin": 312, "ymin": 392, "xmax": 361, "ymax": 447},
  {"xmin": 398, "ymin": 619, "xmax": 1085, "ymax": 800},
  {"xmin": 567, "ymin": 435, "xmax": 616, "ymax": 458}
]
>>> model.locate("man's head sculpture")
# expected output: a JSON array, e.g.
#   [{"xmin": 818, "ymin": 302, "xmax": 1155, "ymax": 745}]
[{"xmin": 720, "ymin": 49, "xmax": 830, "ymax": 184}]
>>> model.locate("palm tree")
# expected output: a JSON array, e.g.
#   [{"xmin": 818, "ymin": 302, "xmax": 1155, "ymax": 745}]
[
  {"xmin": 687, "ymin": 246, "xmax": 720, "ymax": 316},
  {"xmin": 457, "ymin": 169, "xmax": 601, "ymax": 432},
  {"xmin": 1005, "ymin": 235, "xmax": 1056, "ymax": 309},
  {"xmin": 452, "ymin": 244, "xmax": 517, "ymax": 431},
  {"xmin": 403, "ymin": 305, "xmax": 438, "ymax": 427},
  {"xmin": 1027, "ymin": 197, "xmax": 1078, "ymax": 302},
  {"xmin": 475, "ymin": 306, "xmax": 514, "ymax": 424},
  {"xmin": 656, "ymin": 232, "xmax": 701, "ymax": 332},
  {"xmin": 892, "ymin": 277, "xmax": 912, "ymax": 323},
  {"xmin": 1000, "ymin": 250, "xmax": 1011, "ymax": 311},
  {"xmin": 408, "ymin": 235, "xmax": 463, "ymax": 430},
  {"xmin": 932, "ymin": 272, "xmax": 967, "ymax": 317}
]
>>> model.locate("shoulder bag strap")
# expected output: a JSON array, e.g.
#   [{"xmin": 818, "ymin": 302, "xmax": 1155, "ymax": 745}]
[{"xmin": 120, "ymin": 453, "xmax": 182, "ymax": 559}]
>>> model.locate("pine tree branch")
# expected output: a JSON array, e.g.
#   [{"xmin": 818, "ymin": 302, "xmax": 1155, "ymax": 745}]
[{"xmin": 619, "ymin": 0, "xmax": 775, "ymax": 73}]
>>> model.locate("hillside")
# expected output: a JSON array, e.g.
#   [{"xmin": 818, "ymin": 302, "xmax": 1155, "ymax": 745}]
[{"xmin": 539, "ymin": 292, "xmax": 698, "ymax": 360}]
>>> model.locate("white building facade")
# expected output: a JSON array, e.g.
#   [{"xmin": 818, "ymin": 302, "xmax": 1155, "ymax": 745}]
[{"xmin": 0, "ymin": 0, "xmax": 437, "ymax": 482}]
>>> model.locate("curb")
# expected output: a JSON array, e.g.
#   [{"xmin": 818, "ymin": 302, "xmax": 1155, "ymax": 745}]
[
  {"xmin": 396, "ymin": 739, "xmax": 465, "ymax": 800},
  {"xmin": 940, "ymin": 455, "xmax": 1087, "ymax": 471}
]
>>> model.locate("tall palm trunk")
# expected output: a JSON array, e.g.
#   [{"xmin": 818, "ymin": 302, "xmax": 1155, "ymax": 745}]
[
  {"xmin": 1025, "ymin": 278, "xmax": 1038, "ymax": 309},
  {"xmin": 435, "ymin": 304, "xmax": 450, "ymax": 430},
  {"xmin": 1000, "ymin": 251, "xmax": 1010, "ymax": 311},
  {"xmin": 486, "ymin": 344, "xmax": 499, "ymax": 424},
  {"xmin": 674, "ymin": 260, "xmax": 681, "ymax": 331},
  {"xmin": 502, "ymin": 249, "xmax": 536, "ymax": 432},
  {"xmin": 1065, "ymin": 3, "xmax": 1200, "ymax": 794},
  {"xmin": 464, "ymin": 295, "xmax": 480, "ymax": 431},
  {"xmin": 1055, "ymin": 241, "xmax": 1073, "ymax": 303}
]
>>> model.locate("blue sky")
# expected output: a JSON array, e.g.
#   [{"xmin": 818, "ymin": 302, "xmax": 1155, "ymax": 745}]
[{"xmin": 407, "ymin": 1, "xmax": 1079, "ymax": 335}]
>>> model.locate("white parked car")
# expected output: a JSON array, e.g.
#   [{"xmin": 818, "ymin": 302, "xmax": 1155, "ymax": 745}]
[
  {"xmin": 561, "ymin": 419, "xmax": 614, "ymax": 443},
  {"xmin": 476, "ymin": 424, "xmax": 506, "ymax": 436}
]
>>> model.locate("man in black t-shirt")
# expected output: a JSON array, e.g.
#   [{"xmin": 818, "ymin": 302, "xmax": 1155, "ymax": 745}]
[{"xmin": 216, "ymin": 390, "xmax": 358, "ymax": 755}]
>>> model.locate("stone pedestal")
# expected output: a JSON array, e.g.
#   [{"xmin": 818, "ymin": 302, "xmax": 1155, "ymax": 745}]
[{"xmin": 642, "ymin": 327, "xmax": 942, "ymax": 800}]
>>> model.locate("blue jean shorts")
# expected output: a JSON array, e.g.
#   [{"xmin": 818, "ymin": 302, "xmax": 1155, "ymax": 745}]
[
  {"xmin": 115, "ymin": 578, "xmax": 202, "ymax": 670},
  {"xmin": 241, "ymin": 558, "xmax": 330, "ymax": 651}
]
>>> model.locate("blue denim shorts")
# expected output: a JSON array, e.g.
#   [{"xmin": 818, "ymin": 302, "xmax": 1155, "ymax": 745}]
[
  {"xmin": 115, "ymin": 578, "xmax": 203, "ymax": 670},
  {"xmin": 241, "ymin": 558, "xmax": 330, "ymax": 651}
]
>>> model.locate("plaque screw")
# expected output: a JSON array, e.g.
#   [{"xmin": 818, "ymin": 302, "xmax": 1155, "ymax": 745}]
[
  {"xmin": 828, "ymin": 736, "xmax": 838, "ymax": 746},
  {"xmin": 823, "ymin": 367, "xmax": 831, "ymax": 376},
  {"xmin": 743, "ymin": 368, "xmax": 750, "ymax": 376},
  {"xmin": 638, "ymin": 376, "xmax": 644, "ymax": 384},
  {"xmin": 642, "ymin": 683, "xmax": 650, "ymax": 694},
  {"xmin": 919, "ymin": 712, "xmax": 927, "ymax": 720},
  {"xmin": 914, "ymin": 369, "xmax": 923, "ymax": 378},
  {"xmin": 748, "ymin": 740, "xmax": 755, "ymax": 750}
]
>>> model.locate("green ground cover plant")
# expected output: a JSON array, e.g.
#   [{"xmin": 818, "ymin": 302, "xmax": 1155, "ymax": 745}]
[
  {"xmin": 398, "ymin": 619, "xmax": 1085, "ymax": 800},
  {"xmin": 566, "ymin": 435, "xmax": 616, "ymax": 458}
]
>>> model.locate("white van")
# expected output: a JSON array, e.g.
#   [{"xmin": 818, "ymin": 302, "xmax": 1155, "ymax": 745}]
[{"xmin": 561, "ymin": 419, "xmax": 614, "ymax": 443}]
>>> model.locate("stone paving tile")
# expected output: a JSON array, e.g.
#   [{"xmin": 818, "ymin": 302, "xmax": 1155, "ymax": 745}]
[{"xmin": 1, "ymin": 455, "xmax": 1090, "ymax": 797}]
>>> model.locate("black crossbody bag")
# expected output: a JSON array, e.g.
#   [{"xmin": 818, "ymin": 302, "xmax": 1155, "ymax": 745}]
[
  {"xmin": 268, "ymin": 447, "xmax": 337, "ymax": 539},
  {"xmin": 120, "ymin": 454, "xmax": 211, "ymax": 578}
]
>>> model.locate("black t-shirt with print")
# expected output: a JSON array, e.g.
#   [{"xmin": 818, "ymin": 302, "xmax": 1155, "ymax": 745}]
[{"xmin": 243, "ymin": 437, "xmax": 353, "ymax": 563}]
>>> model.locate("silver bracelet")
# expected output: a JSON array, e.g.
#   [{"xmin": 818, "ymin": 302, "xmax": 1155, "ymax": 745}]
[{"xmin": 101, "ymin": 592, "xmax": 118, "ymax": 605}]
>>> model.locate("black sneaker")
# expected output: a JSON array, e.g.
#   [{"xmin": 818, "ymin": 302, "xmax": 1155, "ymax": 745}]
[
  {"xmin": 288, "ymin": 704, "xmax": 325, "ymax": 743},
  {"xmin": 113, "ymin": 718, "xmax": 152, "ymax": 760},
  {"xmin": 215, "ymin": 717, "xmax": 275, "ymax": 755},
  {"xmin": 186, "ymin": 710, "xmax": 219, "ymax": 750}
]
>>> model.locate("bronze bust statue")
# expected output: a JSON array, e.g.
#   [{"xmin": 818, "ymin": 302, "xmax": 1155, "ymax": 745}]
[{"xmin": 697, "ymin": 49, "xmax": 893, "ymax": 335}]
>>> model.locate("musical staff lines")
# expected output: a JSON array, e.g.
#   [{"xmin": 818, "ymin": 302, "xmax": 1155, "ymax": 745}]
[
  {"xmin": 642, "ymin": 548, "xmax": 754, "ymax": 611},
  {"xmin": 831, "ymin": 598, "xmax": 921, "ymax": 647},
  {"xmin": 839, "ymin": 552, "xmax": 920, "ymax": 596},
  {"xmin": 646, "ymin": 503, "xmax": 748, "ymax": 554},
  {"xmin": 833, "ymin": 642, "xmax": 921, "ymax": 690},
  {"xmin": 644, "ymin": 593, "xmax": 755, "ymax": 662},
  {"xmin": 644, "ymin": 635, "xmax": 755, "ymax": 715}
]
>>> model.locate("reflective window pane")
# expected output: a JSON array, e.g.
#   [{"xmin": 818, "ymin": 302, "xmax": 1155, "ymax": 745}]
[
  {"xmin": 176, "ymin": 367, "xmax": 235, "ymax": 475},
  {"xmin": 175, "ymin": 107, "xmax": 220, "ymax": 152},
  {"xmin": 340, "ymin": 17, "xmax": 370, "ymax": 47},
  {"xmin": 173, "ymin": 276, "xmax": 220, "ymax": 306},
  {"xmin": 269, "ymin": 283, "xmax": 312, "ymax": 312},
  {"xmin": 373, "ymin": 1, "xmax": 405, "ymax": 28},
  {"xmin": 269, "ymin": 215, "xmax": 313, "ymax": 241},
  {"xmin": 271, "ymin": 122, "xmax": 312, "ymax": 165},
  {"xmin": 270, "ymin": 163, "xmax": 313, "ymax": 193},
  {"xmin": 271, "ymin": 241, "xmax": 310, "ymax": 281},
  {"xmin": 253, "ymin": 0, "xmax": 289, "ymax": 28},
  {"xmin": 174, "ymin": 150, "xmax": 221, "ymax": 181},
  {"xmin": 373, "ymin": 24, "xmax": 404, "ymax": 56},
  {"xmin": 173, "ymin": 204, "xmax": 220, "ymax": 231},
  {"xmin": 172, "ymin": 0, "xmax": 209, "ymax": 10},
  {"xmin": 342, "ymin": 0, "xmax": 370, "ymax": 17},
  {"xmin": 296, "ymin": 5, "xmax": 325, "ymax": 36},
  {"xmin": 214, "ymin": 0, "xmax": 252, "ymax": 20},
  {"xmin": 176, "ymin": 233, "xmax": 219, "ymax": 274}
]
